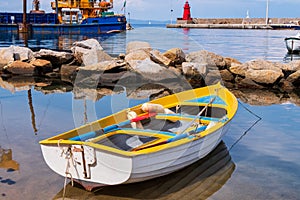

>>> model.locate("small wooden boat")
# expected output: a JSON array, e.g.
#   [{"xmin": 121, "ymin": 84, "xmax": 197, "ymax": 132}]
[
  {"xmin": 285, "ymin": 33, "xmax": 300, "ymax": 53},
  {"xmin": 40, "ymin": 82, "xmax": 238, "ymax": 187}
]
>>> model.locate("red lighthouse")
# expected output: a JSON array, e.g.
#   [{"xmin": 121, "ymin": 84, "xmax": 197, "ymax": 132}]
[{"xmin": 182, "ymin": 0, "xmax": 192, "ymax": 20}]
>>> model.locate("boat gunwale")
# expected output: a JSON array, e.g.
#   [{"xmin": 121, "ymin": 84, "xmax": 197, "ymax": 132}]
[{"xmin": 39, "ymin": 83, "xmax": 238, "ymax": 157}]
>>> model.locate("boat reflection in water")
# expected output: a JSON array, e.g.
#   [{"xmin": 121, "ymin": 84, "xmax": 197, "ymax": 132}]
[
  {"xmin": 284, "ymin": 53, "xmax": 300, "ymax": 62},
  {"xmin": 53, "ymin": 141, "xmax": 235, "ymax": 199}
]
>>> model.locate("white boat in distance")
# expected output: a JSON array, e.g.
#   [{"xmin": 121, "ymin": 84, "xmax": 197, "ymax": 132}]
[{"xmin": 285, "ymin": 33, "xmax": 300, "ymax": 53}]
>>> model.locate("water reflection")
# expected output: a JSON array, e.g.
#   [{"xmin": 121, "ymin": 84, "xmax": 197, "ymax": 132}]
[
  {"xmin": 0, "ymin": 32, "xmax": 127, "ymax": 55},
  {"xmin": 1, "ymin": 75, "xmax": 300, "ymax": 107},
  {"xmin": 0, "ymin": 147, "xmax": 19, "ymax": 172},
  {"xmin": 53, "ymin": 141, "xmax": 235, "ymax": 199},
  {"xmin": 283, "ymin": 53, "xmax": 300, "ymax": 62}
]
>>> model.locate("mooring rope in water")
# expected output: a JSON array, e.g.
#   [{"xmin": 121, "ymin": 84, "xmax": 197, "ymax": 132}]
[{"xmin": 229, "ymin": 100, "xmax": 262, "ymax": 151}]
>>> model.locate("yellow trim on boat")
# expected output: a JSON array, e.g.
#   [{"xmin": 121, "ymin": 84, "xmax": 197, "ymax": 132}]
[{"xmin": 40, "ymin": 82, "xmax": 238, "ymax": 157}]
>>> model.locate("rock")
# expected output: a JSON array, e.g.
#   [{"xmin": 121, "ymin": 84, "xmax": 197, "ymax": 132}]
[
  {"xmin": 11, "ymin": 46, "xmax": 34, "ymax": 61},
  {"xmin": 77, "ymin": 60, "xmax": 126, "ymax": 72},
  {"xmin": 229, "ymin": 62, "xmax": 247, "ymax": 76},
  {"xmin": 125, "ymin": 50, "xmax": 150, "ymax": 62},
  {"xmin": 182, "ymin": 62, "xmax": 207, "ymax": 77},
  {"xmin": 245, "ymin": 69, "xmax": 283, "ymax": 85},
  {"xmin": 244, "ymin": 60, "xmax": 283, "ymax": 73},
  {"xmin": 0, "ymin": 47, "xmax": 14, "ymax": 69},
  {"xmin": 186, "ymin": 50, "xmax": 226, "ymax": 69},
  {"xmin": 31, "ymin": 59, "xmax": 53, "ymax": 74},
  {"xmin": 286, "ymin": 70, "xmax": 300, "ymax": 86},
  {"xmin": 72, "ymin": 46, "xmax": 112, "ymax": 66},
  {"xmin": 224, "ymin": 57, "xmax": 242, "ymax": 67},
  {"xmin": 229, "ymin": 59, "xmax": 284, "ymax": 85},
  {"xmin": 5, "ymin": 61, "xmax": 35, "ymax": 75},
  {"xmin": 162, "ymin": 48, "xmax": 186, "ymax": 65},
  {"xmin": 168, "ymin": 66, "xmax": 182, "ymax": 76},
  {"xmin": 0, "ymin": 46, "xmax": 34, "ymax": 68},
  {"xmin": 71, "ymin": 39, "xmax": 110, "ymax": 66},
  {"xmin": 220, "ymin": 69, "xmax": 234, "ymax": 82},
  {"xmin": 60, "ymin": 64, "xmax": 79, "ymax": 78},
  {"xmin": 33, "ymin": 49, "xmax": 73, "ymax": 66},
  {"xmin": 236, "ymin": 77, "xmax": 265, "ymax": 89},
  {"xmin": 118, "ymin": 53, "xmax": 125, "ymax": 60},
  {"xmin": 72, "ymin": 38, "xmax": 103, "ymax": 51},
  {"xmin": 126, "ymin": 41, "xmax": 152, "ymax": 54},
  {"xmin": 286, "ymin": 60, "xmax": 300, "ymax": 72},
  {"xmin": 279, "ymin": 79, "xmax": 295, "ymax": 92},
  {"xmin": 127, "ymin": 58, "xmax": 175, "ymax": 81},
  {"xmin": 150, "ymin": 50, "xmax": 172, "ymax": 66},
  {"xmin": 204, "ymin": 70, "xmax": 222, "ymax": 85}
]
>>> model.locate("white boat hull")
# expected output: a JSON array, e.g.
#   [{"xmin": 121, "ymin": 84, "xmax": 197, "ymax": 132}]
[
  {"xmin": 285, "ymin": 37, "xmax": 300, "ymax": 53},
  {"xmin": 40, "ymin": 122, "xmax": 230, "ymax": 186}
]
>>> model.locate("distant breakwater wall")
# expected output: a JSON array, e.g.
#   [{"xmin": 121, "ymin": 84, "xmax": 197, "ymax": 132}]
[{"xmin": 191, "ymin": 18, "xmax": 300, "ymax": 25}]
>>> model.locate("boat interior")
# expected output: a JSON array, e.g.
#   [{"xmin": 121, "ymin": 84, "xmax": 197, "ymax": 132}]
[{"xmin": 86, "ymin": 98, "xmax": 229, "ymax": 152}]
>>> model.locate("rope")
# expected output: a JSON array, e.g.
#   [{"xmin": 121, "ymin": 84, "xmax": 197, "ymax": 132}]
[
  {"xmin": 62, "ymin": 147, "xmax": 74, "ymax": 200},
  {"xmin": 229, "ymin": 100, "xmax": 262, "ymax": 151}
]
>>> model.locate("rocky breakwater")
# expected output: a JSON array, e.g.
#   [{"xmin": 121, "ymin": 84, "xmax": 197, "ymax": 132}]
[{"xmin": 0, "ymin": 39, "xmax": 300, "ymax": 103}]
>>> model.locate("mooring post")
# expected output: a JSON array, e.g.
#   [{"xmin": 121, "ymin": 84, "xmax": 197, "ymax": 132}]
[{"xmin": 20, "ymin": 0, "xmax": 28, "ymax": 33}]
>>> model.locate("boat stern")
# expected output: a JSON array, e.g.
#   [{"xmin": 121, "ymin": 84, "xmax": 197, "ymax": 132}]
[{"xmin": 40, "ymin": 143, "xmax": 133, "ymax": 185}]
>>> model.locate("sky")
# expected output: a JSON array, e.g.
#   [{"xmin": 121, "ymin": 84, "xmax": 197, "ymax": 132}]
[{"xmin": 1, "ymin": 0, "xmax": 300, "ymax": 21}]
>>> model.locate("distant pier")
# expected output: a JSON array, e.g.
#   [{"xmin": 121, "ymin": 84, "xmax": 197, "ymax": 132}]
[{"xmin": 167, "ymin": 18, "xmax": 300, "ymax": 30}]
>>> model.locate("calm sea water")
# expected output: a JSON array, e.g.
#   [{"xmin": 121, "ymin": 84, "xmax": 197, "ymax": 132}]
[{"xmin": 0, "ymin": 25, "xmax": 300, "ymax": 199}]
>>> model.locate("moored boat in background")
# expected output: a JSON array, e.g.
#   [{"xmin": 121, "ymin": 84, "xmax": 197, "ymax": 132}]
[
  {"xmin": 39, "ymin": 82, "xmax": 238, "ymax": 189},
  {"xmin": 0, "ymin": 0, "xmax": 126, "ymax": 34},
  {"xmin": 284, "ymin": 32, "xmax": 300, "ymax": 53}
]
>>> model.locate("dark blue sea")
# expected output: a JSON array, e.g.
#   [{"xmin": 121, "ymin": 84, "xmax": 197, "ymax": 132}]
[{"xmin": 0, "ymin": 24, "xmax": 300, "ymax": 199}]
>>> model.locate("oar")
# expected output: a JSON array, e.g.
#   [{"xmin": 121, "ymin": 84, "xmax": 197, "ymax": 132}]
[
  {"xmin": 132, "ymin": 125, "xmax": 207, "ymax": 151},
  {"xmin": 69, "ymin": 112, "xmax": 157, "ymax": 141},
  {"xmin": 132, "ymin": 96, "xmax": 217, "ymax": 151},
  {"xmin": 177, "ymin": 96, "xmax": 217, "ymax": 135}
]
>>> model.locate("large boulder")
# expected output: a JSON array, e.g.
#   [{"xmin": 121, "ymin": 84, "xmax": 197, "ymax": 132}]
[
  {"xmin": 125, "ymin": 50, "xmax": 150, "ymax": 62},
  {"xmin": 229, "ymin": 62, "xmax": 247, "ymax": 76},
  {"xmin": 0, "ymin": 47, "xmax": 14, "ymax": 69},
  {"xmin": 33, "ymin": 49, "xmax": 73, "ymax": 66},
  {"xmin": 77, "ymin": 60, "xmax": 126, "ymax": 72},
  {"xmin": 0, "ymin": 46, "xmax": 34, "ymax": 68},
  {"xmin": 285, "ymin": 60, "xmax": 300, "ymax": 72},
  {"xmin": 162, "ymin": 48, "xmax": 186, "ymax": 65},
  {"xmin": 60, "ymin": 64, "xmax": 78, "ymax": 80},
  {"xmin": 220, "ymin": 69, "xmax": 235, "ymax": 82},
  {"xmin": 186, "ymin": 50, "xmax": 226, "ymax": 69},
  {"xmin": 127, "ymin": 58, "xmax": 175, "ymax": 81},
  {"xmin": 243, "ymin": 60, "xmax": 284, "ymax": 85},
  {"xmin": 126, "ymin": 41, "xmax": 152, "ymax": 54},
  {"xmin": 286, "ymin": 70, "xmax": 300, "ymax": 86},
  {"xmin": 150, "ymin": 50, "xmax": 172, "ymax": 66},
  {"xmin": 11, "ymin": 46, "xmax": 34, "ymax": 61},
  {"xmin": 245, "ymin": 69, "xmax": 283, "ymax": 85},
  {"xmin": 4, "ymin": 61, "xmax": 35, "ymax": 75},
  {"xmin": 182, "ymin": 62, "xmax": 207, "ymax": 77},
  {"xmin": 73, "ymin": 38, "xmax": 103, "ymax": 51},
  {"xmin": 30, "ymin": 59, "xmax": 53, "ymax": 74},
  {"xmin": 72, "ymin": 47, "xmax": 112, "ymax": 66},
  {"xmin": 71, "ymin": 39, "xmax": 112, "ymax": 66}
]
